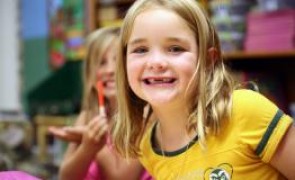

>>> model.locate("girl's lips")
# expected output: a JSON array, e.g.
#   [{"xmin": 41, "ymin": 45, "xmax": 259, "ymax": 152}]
[
  {"xmin": 104, "ymin": 80, "xmax": 115, "ymax": 88},
  {"xmin": 143, "ymin": 77, "xmax": 176, "ymax": 85}
]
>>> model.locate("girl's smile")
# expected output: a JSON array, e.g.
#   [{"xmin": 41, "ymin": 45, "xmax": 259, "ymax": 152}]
[{"xmin": 142, "ymin": 76, "xmax": 177, "ymax": 86}]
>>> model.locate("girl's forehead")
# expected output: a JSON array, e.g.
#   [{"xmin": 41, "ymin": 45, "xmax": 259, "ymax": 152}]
[
  {"xmin": 128, "ymin": 8, "xmax": 194, "ymax": 40},
  {"xmin": 136, "ymin": 7, "xmax": 176, "ymax": 19}
]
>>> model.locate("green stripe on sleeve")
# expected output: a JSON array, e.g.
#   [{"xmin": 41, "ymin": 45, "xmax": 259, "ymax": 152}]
[{"xmin": 255, "ymin": 109, "xmax": 284, "ymax": 156}]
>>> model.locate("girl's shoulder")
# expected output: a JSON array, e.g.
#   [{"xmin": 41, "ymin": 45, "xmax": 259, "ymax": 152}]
[
  {"xmin": 229, "ymin": 90, "xmax": 293, "ymax": 162},
  {"xmin": 233, "ymin": 89, "xmax": 263, "ymax": 99},
  {"xmin": 230, "ymin": 89, "xmax": 280, "ymax": 132},
  {"xmin": 232, "ymin": 89, "xmax": 278, "ymax": 113},
  {"xmin": 230, "ymin": 89, "xmax": 288, "ymax": 137}
]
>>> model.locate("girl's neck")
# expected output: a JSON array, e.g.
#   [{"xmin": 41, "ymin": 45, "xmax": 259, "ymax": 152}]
[
  {"xmin": 106, "ymin": 96, "xmax": 117, "ymax": 116},
  {"xmin": 157, "ymin": 121, "xmax": 194, "ymax": 152},
  {"xmin": 153, "ymin": 107, "xmax": 195, "ymax": 151},
  {"xmin": 153, "ymin": 104, "xmax": 188, "ymax": 131}
]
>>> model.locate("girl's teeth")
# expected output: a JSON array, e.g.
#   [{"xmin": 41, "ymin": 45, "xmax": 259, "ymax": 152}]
[{"xmin": 148, "ymin": 78, "xmax": 173, "ymax": 84}]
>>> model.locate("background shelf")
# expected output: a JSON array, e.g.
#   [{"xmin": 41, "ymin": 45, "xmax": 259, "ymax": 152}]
[{"xmin": 224, "ymin": 50, "xmax": 295, "ymax": 60}]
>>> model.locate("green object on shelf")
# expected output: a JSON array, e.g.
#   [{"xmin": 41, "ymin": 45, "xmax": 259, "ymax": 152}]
[{"xmin": 27, "ymin": 61, "xmax": 83, "ymax": 116}]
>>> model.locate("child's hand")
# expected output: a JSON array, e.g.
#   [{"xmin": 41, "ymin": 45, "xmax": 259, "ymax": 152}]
[
  {"xmin": 48, "ymin": 126, "xmax": 85, "ymax": 143},
  {"xmin": 81, "ymin": 115, "xmax": 108, "ymax": 151}
]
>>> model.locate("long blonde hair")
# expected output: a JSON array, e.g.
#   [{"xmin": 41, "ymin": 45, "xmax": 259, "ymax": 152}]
[
  {"xmin": 113, "ymin": 0, "xmax": 234, "ymax": 158},
  {"xmin": 82, "ymin": 26, "xmax": 120, "ymax": 121}
]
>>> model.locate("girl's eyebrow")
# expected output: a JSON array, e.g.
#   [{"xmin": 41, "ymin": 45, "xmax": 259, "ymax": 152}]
[
  {"xmin": 128, "ymin": 38, "xmax": 146, "ymax": 46},
  {"xmin": 128, "ymin": 36, "xmax": 190, "ymax": 46},
  {"xmin": 166, "ymin": 36, "xmax": 191, "ymax": 44},
  {"xmin": 166, "ymin": 37, "xmax": 192, "ymax": 48}
]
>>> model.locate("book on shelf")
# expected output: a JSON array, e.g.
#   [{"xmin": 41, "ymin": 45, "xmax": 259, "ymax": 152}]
[
  {"xmin": 245, "ymin": 9, "xmax": 295, "ymax": 52},
  {"xmin": 246, "ymin": 10, "xmax": 295, "ymax": 39},
  {"xmin": 245, "ymin": 33, "xmax": 295, "ymax": 51},
  {"xmin": 98, "ymin": 6, "xmax": 118, "ymax": 22}
]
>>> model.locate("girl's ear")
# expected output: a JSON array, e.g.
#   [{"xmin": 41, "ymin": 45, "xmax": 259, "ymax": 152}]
[{"xmin": 207, "ymin": 47, "xmax": 218, "ymax": 65}]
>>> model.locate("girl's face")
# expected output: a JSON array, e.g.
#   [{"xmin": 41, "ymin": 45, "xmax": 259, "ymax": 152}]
[
  {"xmin": 96, "ymin": 44, "xmax": 117, "ymax": 99},
  {"xmin": 126, "ymin": 8, "xmax": 198, "ymax": 108}
]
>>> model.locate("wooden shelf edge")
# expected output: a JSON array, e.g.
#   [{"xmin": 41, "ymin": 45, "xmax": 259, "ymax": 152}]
[
  {"xmin": 223, "ymin": 50, "xmax": 295, "ymax": 60},
  {"xmin": 98, "ymin": 0, "xmax": 135, "ymax": 6}
]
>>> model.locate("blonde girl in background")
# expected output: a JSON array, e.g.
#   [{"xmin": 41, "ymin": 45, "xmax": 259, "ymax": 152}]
[
  {"xmin": 112, "ymin": 0, "xmax": 295, "ymax": 179},
  {"xmin": 49, "ymin": 26, "xmax": 152, "ymax": 180}
]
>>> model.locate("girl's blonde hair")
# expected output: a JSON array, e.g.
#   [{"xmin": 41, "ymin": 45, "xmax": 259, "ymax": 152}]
[
  {"xmin": 113, "ymin": 0, "xmax": 234, "ymax": 158},
  {"xmin": 82, "ymin": 26, "xmax": 120, "ymax": 121}
]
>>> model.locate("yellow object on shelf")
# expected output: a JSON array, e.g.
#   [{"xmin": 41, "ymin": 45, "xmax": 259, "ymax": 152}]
[{"xmin": 100, "ymin": 19, "xmax": 124, "ymax": 27}]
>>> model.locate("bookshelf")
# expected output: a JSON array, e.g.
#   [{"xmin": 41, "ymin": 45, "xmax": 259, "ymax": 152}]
[
  {"xmin": 223, "ymin": 50, "xmax": 295, "ymax": 60},
  {"xmin": 85, "ymin": 0, "xmax": 97, "ymax": 32},
  {"xmin": 85, "ymin": 0, "xmax": 212, "ymax": 32},
  {"xmin": 86, "ymin": 0, "xmax": 295, "ymax": 115},
  {"xmin": 85, "ymin": 0, "xmax": 135, "ymax": 32},
  {"xmin": 224, "ymin": 50, "xmax": 295, "ymax": 114}
]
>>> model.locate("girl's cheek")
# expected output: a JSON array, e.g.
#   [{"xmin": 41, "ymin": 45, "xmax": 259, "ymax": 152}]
[
  {"xmin": 127, "ymin": 65, "xmax": 137, "ymax": 85},
  {"xmin": 96, "ymin": 70, "xmax": 103, "ymax": 80}
]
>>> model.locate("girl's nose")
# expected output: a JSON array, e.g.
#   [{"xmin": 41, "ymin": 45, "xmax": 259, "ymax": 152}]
[
  {"xmin": 146, "ymin": 51, "xmax": 168, "ymax": 71},
  {"xmin": 105, "ymin": 60, "xmax": 115, "ymax": 73}
]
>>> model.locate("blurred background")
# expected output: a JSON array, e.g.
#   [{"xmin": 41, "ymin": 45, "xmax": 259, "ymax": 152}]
[{"xmin": 0, "ymin": 0, "xmax": 295, "ymax": 179}]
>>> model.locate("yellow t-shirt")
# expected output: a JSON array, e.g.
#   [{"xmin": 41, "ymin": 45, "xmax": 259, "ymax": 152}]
[{"xmin": 139, "ymin": 89, "xmax": 293, "ymax": 180}]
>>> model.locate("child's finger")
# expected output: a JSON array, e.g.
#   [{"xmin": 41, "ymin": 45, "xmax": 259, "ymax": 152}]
[
  {"xmin": 95, "ymin": 124, "xmax": 108, "ymax": 142},
  {"xmin": 48, "ymin": 126, "xmax": 82, "ymax": 143},
  {"xmin": 64, "ymin": 126, "xmax": 85, "ymax": 135},
  {"xmin": 90, "ymin": 118, "xmax": 108, "ymax": 135},
  {"xmin": 48, "ymin": 126, "xmax": 67, "ymax": 136},
  {"xmin": 88, "ymin": 115, "xmax": 107, "ymax": 130}
]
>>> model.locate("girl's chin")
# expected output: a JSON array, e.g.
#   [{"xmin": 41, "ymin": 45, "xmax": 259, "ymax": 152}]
[
  {"xmin": 145, "ymin": 95, "xmax": 177, "ymax": 107},
  {"xmin": 104, "ymin": 92, "xmax": 116, "ymax": 99}
]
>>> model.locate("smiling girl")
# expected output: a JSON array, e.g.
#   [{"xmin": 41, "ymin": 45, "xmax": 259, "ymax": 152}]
[
  {"xmin": 112, "ymin": 0, "xmax": 295, "ymax": 179},
  {"xmin": 49, "ymin": 26, "xmax": 151, "ymax": 180}
]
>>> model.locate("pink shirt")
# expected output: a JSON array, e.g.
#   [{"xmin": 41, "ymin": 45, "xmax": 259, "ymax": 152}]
[
  {"xmin": 0, "ymin": 171, "xmax": 41, "ymax": 180},
  {"xmin": 84, "ymin": 162, "xmax": 102, "ymax": 180},
  {"xmin": 84, "ymin": 161, "xmax": 153, "ymax": 180}
]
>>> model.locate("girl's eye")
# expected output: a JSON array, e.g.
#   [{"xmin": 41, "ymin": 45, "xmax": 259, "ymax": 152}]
[
  {"xmin": 169, "ymin": 45, "xmax": 185, "ymax": 53},
  {"xmin": 99, "ymin": 59, "xmax": 107, "ymax": 66},
  {"xmin": 112, "ymin": 57, "xmax": 116, "ymax": 62},
  {"xmin": 133, "ymin": 47, "xmax": 148, "ymax": 54}
]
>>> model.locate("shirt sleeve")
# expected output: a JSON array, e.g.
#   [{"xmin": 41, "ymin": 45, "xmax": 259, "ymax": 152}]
[{"xmin": 233, "ymin": 90, "xmax": 293, "ymax": 163}]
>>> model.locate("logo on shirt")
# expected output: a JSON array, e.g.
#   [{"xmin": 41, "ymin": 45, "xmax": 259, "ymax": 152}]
[{"xmin": 204, "ymin": 163, "xmax": 233, "ymax": 180}]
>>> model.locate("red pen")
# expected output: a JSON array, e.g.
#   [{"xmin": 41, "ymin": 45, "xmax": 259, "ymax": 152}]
[
  {"xmin": 97, "ymin": 80, "xmax": 111, "ymax": 145},
  {"xmin": 96, "ymin": 80, "xmax": 106, "ymax": 116}
]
